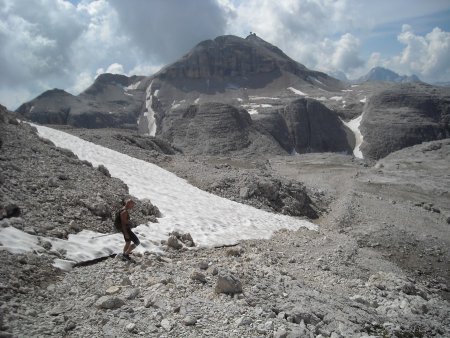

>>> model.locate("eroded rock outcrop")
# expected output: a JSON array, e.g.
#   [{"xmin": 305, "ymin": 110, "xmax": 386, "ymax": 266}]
[{"xmin": 360, "ymin": 83, "xmax": 450, "ymax": 159}]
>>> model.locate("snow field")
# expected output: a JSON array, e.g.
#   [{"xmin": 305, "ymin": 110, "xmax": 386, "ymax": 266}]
[{"xmin": 0, "ymin": 125, "xmax": 317, "ymax": 268}]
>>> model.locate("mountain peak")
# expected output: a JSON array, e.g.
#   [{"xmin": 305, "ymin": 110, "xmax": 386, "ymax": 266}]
[{"xmin": 357, "ymin": 67, "xmax": 421, "ymax": 83}]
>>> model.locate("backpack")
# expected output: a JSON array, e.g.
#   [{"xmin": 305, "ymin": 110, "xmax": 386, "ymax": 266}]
[{"xmin": 113, "ymin": 207, "xmax": 125, "ymax": 233}]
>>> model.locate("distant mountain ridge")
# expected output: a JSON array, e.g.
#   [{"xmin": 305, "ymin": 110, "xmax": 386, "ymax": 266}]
[{"xmin": 355, "ymin": 67, "xmax": 421, "ymax": 84}]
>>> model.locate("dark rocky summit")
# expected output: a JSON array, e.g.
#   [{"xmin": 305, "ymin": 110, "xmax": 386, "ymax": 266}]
[
  {"xmin": 156, "ymin": 34, "xmax": 342, "ymax": 92},
  {"xmin": 360, "ymin": 83, "xmax": 450, "ymax": 159}
]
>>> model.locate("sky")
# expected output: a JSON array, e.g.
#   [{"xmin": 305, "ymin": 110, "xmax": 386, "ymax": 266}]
[
  {"xmin": 0, "ymin": 0, "xmax": 450, "ymax": 109},
  {"xmin": 0, "ymin": 124, "xmax": 316, "ymax": 269}
]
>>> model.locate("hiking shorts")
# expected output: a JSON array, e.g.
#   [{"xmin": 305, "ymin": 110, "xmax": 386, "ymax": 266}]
[{"xmin": 124, "ymin": 227, "xmax": 140, "ymax": 246}]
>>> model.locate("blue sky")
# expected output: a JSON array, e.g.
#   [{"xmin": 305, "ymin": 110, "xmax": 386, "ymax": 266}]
[{"xmin": 0, "ymin": 0, "xmax": 449, "ymax": 109}]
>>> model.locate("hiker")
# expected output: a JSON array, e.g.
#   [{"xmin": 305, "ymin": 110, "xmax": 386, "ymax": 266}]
[{"xmin": 119, "ymin": 198, "xmax": 140, "ymax": 260}]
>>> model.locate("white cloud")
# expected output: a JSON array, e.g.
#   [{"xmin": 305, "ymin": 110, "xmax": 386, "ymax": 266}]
[
  {"xmin": 362, "ymin": 25, "xmax": 450, "ymax": 82},
  {"xmin": 66, "ymin": 71, "xmax": 94, "ymax": 94},
  {"xmin": 393, "ymin": 25, "xmax": 450, "ymax": 81},
  {"xmin": 105, "ymin": 63, "xmax": 125, "ymax": 75},
  {"xmin": 222, "ymin": 0, "xmax": 363, "ymax": 73}
]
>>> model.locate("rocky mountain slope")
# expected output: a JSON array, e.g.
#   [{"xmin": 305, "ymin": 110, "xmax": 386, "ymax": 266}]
[
  {"xmin": 0, "ymin": 106, "xmax": 160, "ymax": 239},
  {"xmin": 1, "ymin": 115, "xmax": 449, "ymax": 337},
  {"xmin": 16, "ymin": 74, "xmax": 146, "ymax": 129},
  {"xmin": 14, "ymin": 35, "xmax": 450, "ymax": 161}
]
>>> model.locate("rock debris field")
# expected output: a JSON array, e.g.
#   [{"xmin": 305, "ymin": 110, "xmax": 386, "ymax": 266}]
[{"xmin": 1, "ymin": 108, "xmax": 450, "ymax": 337}]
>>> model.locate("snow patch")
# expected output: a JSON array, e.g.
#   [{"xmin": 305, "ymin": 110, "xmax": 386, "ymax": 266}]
[
  {"xmin": 360, "ymin": 96, "xmax": 367, "ymax": 103},
  {"xmin": 138, "ymin": 81, "xmax": 157, "ymax": 136},
  {"xmin": 351, "ymin": 84, "xmax": 359, "ymax": 87},
  {"xmin": 154, "ymin": 89, "xmax": 159, "ymax": 97},
  {"xmin": 124, "ymin": 92, "xmax": 133, "ymax": 97},
  {"xmin": 288, "ymin": 87, "xmax": 307, "ymax": 96},
  {"xmin": 341, "ymin": 89, "xmax": 353, "ymax": 92},
  {"xmin": 242, "ymin": 103, "xmax": 273, "ymax": 114},
  {"xmin": 330, "ymin": 96, "xmax": 343, "ymax": 101},
  {"xmin": 309, "ymin": 77, "xmax": 324, "ymax": 86},
  {"xmin": 125, "ymin": 81, "xmax": 141, "ymax": 91},
  {"xmin": 312, "ymin": 97, "xmax": 327, "ymax": 101},
  {"xmin": 249, "ymin": 96, "xmax": 280, "ymax": 101},
  {"xmin": 0, "ymin": 125, "xmax": 317, "ymax": 267},
  {"xmin": 194, "ymin": 98, "xmax": 200, "ymax": 104},
  {"xmin": 236, "ymin": 98, "xmax": 243, "ymax": 102},
  {"xmin": 341, "ymin": 113, "xmax": 364, "ymax": 159}
]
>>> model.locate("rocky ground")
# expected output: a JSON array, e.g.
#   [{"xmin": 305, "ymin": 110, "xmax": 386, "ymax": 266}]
[{"xmin": 1, "ymin": 113, "xmax": 450, "ymax": 337}]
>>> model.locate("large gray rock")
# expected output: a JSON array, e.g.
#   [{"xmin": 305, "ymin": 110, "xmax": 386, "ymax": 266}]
[
  {"xmin": 257, "ymin": 98, "xmax": 353, "ymax": 154},
  {"xmin": 360, "ymin": 83, "xmax": 450, "ymax": 159},
  {"xmin": 215, "ymin": 271, "xmax": 242, "ymax": 294},
  {"xmin": 94, "ymin": 296, "xmax": 125, "ymax": 310},
  {"xmin": 159, "ymin": 102, "xmax": 254, "ymax": 155}
]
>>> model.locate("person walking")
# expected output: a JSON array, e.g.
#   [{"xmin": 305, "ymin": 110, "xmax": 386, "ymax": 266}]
[{"xmin": 118, "ymin": 199, "xmax": 140, "ymax": 260}]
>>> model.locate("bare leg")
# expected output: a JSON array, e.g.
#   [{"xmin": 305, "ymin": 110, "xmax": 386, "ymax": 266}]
[
  {"xmin": 125, "ymin": 244, "xmax": 136, "ymax": 255},
  {"xmin": 123, "ymin": 242, "xmax": 131, "ymax": 254}
]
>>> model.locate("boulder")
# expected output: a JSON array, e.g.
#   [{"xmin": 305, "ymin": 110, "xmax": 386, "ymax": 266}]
[
  {"xmin": 215, "ymin": 271, "xmax": 242, "ymax": 294},
  {"xmin": 94, "ymin": 296, "xmax": 125, "ymax": 310}
]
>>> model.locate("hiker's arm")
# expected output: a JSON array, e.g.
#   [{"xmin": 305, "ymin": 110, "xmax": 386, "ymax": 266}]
[{"xmin": 120, "ymin": 211, "xmax": 130, "ymax": 240}]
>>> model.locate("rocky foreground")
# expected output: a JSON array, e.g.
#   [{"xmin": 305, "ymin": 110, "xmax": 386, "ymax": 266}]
[{"xmin": 1, "ymin": 108, "xmax": 450, "ymax": 337}]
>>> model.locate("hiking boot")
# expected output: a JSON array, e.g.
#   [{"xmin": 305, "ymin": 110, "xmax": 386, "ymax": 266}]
[{"xmin": 123, "ymin": 253, "xmax": 131, "ymax": 261}]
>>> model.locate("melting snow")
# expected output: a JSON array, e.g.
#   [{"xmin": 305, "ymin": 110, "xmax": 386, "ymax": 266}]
[
  {"xmin": 341, "ymin": 113, "xmax": 364, "ymax": 159},
  {"xmin": 309, "ymin": 77, "xmax": 324, "ymax": 86},
  {"xmin": 249, "ymin": 96, "xmax": 280, "ymax": 101},
  {"xmin": 138, "ymin": 81, "xmax": 157, "ymax": 136},
  {"xmin": 0, "ymin": 125, "xmax": 317, "ymax": 268},
  {"xmin": 312, "ymin": 97, "xmax": 327, "ymax": 101},
  {"xmin": 330, "ymin": 96, "xmax": 343, "ymax": 101},
  {"xmin": 125, "ymin": 81, "xmax": 141, "ymax": 91},
  {"xmin": 287, "ymin": 87, "xmax": 308, "ymax": 96}
]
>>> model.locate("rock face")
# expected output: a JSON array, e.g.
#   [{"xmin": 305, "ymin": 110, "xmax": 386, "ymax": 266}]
[
  {"xmin": 16, "ymin": 74, "xmax": 146, "ymax": 129},
  {"xmin": 157, "ymin": 34, "xmax": 342, "ymax": 92},
  {"xmin": 360, "ymin": 83, "xmax": 450, "ymax": 159},
  {"xmin": 159, "ymin": 102, "xmax": 280, "ymax": 155},
  {"xmin": 257, "ymin": 98, "xmax": 353, "ymax": 154}
]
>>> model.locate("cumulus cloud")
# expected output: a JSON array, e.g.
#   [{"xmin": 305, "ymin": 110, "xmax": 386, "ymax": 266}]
[
  {"xmin": 393, "ymin": 25, "xmax": 450, "ymax": 81},
  {"xmin": 220, "ymin": 0, "xmax": 364, "ymax": 74},
  {"xmin": 108, "ymin": 0, "xmax": 227, "ymax": 63},
  {"xmin": 363, "ymin": 25, "xmax": 450, "ymax": 82}
]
